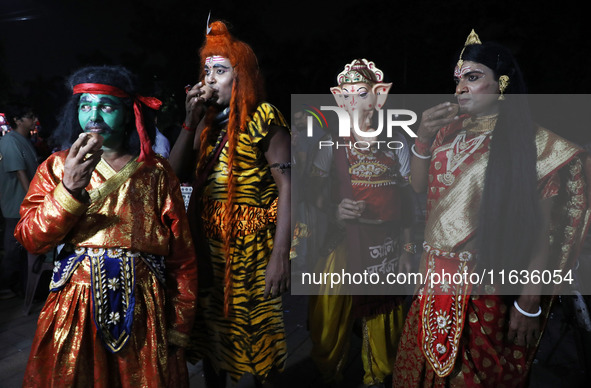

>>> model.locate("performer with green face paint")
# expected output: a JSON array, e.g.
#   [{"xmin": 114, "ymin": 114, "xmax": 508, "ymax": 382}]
[
  {"xmin": 77, "ymin": 93, "xmax": 129, "ymax": 150},
  {"xmin": 15, "ymin": 65, "xmax": 198, "ymax": 387}
]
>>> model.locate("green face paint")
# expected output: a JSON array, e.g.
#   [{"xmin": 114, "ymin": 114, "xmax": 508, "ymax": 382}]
[{"xmin": 78, "ymin": 93, "xmax": 128, "ymax": 150}]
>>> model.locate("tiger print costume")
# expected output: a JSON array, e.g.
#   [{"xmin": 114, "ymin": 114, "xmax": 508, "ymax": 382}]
[{"xmin": 187, "ymin": 102, "xmax": 288, "ymax": 382}]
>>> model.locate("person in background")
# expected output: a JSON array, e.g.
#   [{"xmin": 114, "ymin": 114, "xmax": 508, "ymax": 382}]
[
  {"xmin": 0, "ymin": 113, "xmax": 11, "ymax": 136},
  {"xmin": 153, "ymin": 115, "xmax": 171, "ymax": 158},
  {"xmin": 0, "ymin": 102, "xmax": 38, "ymax": 299}
]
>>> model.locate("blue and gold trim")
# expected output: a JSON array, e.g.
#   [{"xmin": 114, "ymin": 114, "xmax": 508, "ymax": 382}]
[{"xmin": 50, "ymin": 247, "xmax": 165, "ymax": 353}]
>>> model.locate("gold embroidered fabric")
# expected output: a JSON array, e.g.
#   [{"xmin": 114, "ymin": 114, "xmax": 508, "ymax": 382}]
[
  {"xmin": 88, "ymin": 158, "xmax": 141, "ymax": 205},
  {"xmin": 54, "ymin": 182, "xmax": 88, "ymax": 216},
  {"xmin": 462, "ymin": 114, "xmax": 497, "ymax": 134},
  {"xmin": 425, "ymin": 126, "xmax": 583, "ymax": 252},
  {"xmin": 16, "ymin": 151, "xmax": 198, "ymax": 387},
  {"xmin": 416, "ymin": 123, "xmax": 588, "ymax": 380},
  {"xmin": 424, "ymin": 147, "xmax": 488, "ymax": 251},
  {"xmin": 18, "ymin": 153, "xmax": 183, "ymax": 256},
  {"xmin": 16, "ymin": 150, "xmax": 197, "ymax": 339}
]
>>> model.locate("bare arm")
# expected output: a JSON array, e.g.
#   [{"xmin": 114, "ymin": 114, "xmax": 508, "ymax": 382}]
[
  {"xmin": 262, "ymin": 125, "xmax": 292, "ymax": 299},
  {"xmin": 409, "ymin": 156, "xmax": 431, "ymax": 194},
  {"xmin": 507, "ymin": 197, "xmax": 553, "ymax": 348},
  {"xmin": 169, "ymin": 82, "xmax": 210, "ymax": 181}
]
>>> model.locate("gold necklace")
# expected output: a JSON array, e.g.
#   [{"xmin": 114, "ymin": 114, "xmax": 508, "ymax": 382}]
[
  {"xmin": 462, "ymin": 113, "xmax": 498, "ymax": 134},
  {"xmin": 439, "ymin": 117, "xmax": 495, "ymax": 186}
]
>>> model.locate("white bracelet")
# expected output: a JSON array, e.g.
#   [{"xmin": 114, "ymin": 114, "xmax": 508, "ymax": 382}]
[
  {"xmin": 411, "ymin": 144, "xmax": 431, "ymax": 159},
  {"xmin": 513, "ymin": 300, "xmax": 542, "ymax": 317}
]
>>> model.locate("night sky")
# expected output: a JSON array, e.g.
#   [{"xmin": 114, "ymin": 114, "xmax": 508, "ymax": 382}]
[{"xmin": 1, "ymin": 0, "xmax": 590, "ymax": 144}]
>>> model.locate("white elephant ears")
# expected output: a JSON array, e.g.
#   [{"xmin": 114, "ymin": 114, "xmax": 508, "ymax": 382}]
[
  {"xmin": 372, "ymin": 82, "xmax": 392, "ymax": 109},
  {"xmin": 330, "ymin": 86, "xmax": 346, "ymax": 108}
]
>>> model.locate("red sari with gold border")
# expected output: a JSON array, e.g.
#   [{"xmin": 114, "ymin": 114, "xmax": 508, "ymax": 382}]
[{"xmin": 393, "ymin": 116, "xmax": 590, "ymax": 387}]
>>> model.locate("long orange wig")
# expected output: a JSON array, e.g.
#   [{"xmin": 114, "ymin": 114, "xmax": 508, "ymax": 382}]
[{"xmin": 196, "ymin": 21, "xmax": 266, "ymax": 315}]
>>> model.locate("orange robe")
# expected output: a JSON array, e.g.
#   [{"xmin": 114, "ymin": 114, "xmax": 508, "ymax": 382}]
[{"xmin": 15, "ymin": 151, "xmax": 197, "ymax": 387}]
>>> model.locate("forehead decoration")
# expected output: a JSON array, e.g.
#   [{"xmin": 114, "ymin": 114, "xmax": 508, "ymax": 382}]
[
  {"xmin": 456, "ymin": 29, "xmax": 482, "ymax": 69},
  {"xmin": 73, "ymin": 83, "xmax": 162, "ymax": 162},
  {"xmin": 337, "ymin": 59, "xmax": 383, "ymax": 86},
  {"xmin": 205, "ymin": 56, "xmax": 226, "ymax": 66}
]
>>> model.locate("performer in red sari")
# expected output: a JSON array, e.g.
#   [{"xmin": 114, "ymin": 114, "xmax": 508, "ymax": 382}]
[
  {"xmin": 393, "ymin": 30, "xmax": 590, "ymax": 387},
  {"xmin": 15, "ymin": 65, "xmax": 197, "ymax": 387}
]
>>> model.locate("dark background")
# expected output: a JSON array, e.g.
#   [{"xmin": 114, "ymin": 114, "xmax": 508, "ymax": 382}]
[{"xmin": 1, "ymin": 0, "xmax": 590, "ymax": 146}]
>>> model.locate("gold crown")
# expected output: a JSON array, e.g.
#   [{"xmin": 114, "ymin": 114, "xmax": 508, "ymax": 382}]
[
  {"xmin": 464, "ymin": 29, "xmax": 481, "ymax": 46},
  {"xmin": 457, "ymin": 29, "xmax": 482, "ymax": 68}
]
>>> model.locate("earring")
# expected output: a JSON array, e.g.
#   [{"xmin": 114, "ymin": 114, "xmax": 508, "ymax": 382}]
[{"xmin": 498, "ymin": 75, "xmax": 510, "ymax": 100}]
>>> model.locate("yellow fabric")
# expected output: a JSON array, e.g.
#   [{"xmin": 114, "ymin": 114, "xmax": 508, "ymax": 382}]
[
  {"xmin": 309, "ymin": 291, "xmax": 405, "ymax": 385},
  {"xmin": 309, "ymin": 293, "xmax": 353, "ymax": 383},
  {"xmin": 88, "ymin": 157, "xmax": 141, "ymax": 204},
  {"xmin": 53, "ymin": 182, "xmax": 87, "ymax": 216},
  {"xmin": 362, "ymin": 310, "xmax": 405, "ymax": 385},
  {"xmin": 187, "ymin": 103, "xmax": 289, "ymax": 382},
  {"xmin": 201, "ymin": 196, "xmax": 278, "ymax": 238},
  {"xmin": 308, "ymin": 245, "xmax": 404, "ymax": 385},
  {"xmin": 201, "ymin": 102, "xmax": 285, "ymax": 206}
]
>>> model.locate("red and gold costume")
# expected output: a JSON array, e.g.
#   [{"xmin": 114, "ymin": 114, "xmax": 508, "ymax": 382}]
[
  {"xmin": 393, "ymin": 115, "xmax": 590, "ymax": 387},
  {"xmin": 15, "ymin": 152, "xmax": 197, "ymax": 387}
]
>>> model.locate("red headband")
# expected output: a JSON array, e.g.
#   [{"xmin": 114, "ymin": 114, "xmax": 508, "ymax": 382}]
[{"xmin": 73, "ymin": 83, "xmax": 162, "ymax": 162}]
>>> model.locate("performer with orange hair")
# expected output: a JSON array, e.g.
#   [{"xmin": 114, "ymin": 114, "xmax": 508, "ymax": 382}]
[{"xmin": 169, "ymin": 20, "xmax": 291, "ymax": 386}]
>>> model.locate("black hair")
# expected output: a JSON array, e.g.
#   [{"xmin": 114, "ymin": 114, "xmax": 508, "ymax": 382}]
[
  {"xmin": 4, "ymin": 102, "xmax": 35, "ymax": 128},
  {"xmin": 461, "ymin": 43, "xmax": 541, "ymax": 272},
  {"xmin": 51, "ymin": 65, "xmax": 156, "ymax": 153}
]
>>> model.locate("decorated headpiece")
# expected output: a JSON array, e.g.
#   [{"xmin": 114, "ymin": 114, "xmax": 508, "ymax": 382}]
[
  {"xmin": 456, "ymin": 29, "xmax": 510, "ymax": 100},
  {"xmin": 72, "ymin": 83, "xmax": 162, "ymax": 162},
  {"xmin": 200, "ymin": 20, "xmax": 260, "ymax": 79},
  {"xmin": 331, "ymin": 58, "xmax": 392, "ymax": 111},
  {"xmin": 337, "ymin": 59, "xmax": 384, "ymax": 86},
  {"xmin": 201, "ymin": 21, "xmax": 236, "ymax": 63},
  {"xmin": 456, "ymin": 29, "xmax": 482, "ymax": 69}
]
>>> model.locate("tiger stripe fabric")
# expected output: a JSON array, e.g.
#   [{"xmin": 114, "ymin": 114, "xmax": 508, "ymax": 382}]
[{"xmin": 187, "ymin": 102, "xmax": 289, "ymax": 382}]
